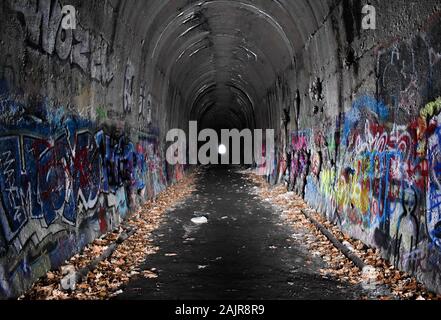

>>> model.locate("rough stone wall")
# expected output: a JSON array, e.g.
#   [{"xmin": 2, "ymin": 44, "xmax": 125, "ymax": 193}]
[
  {"xmin": 273, "ymin": 0, "xmax": 441, "ymax": 294},
  {"xmin": 0, "ymin": 0, "xmax": 184, "ymax": 299}
]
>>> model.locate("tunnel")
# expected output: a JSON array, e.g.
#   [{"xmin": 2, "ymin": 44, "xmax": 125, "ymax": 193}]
[{"xmin": 1, "ymin": 0, "xmax": 441, "ymax": 301}]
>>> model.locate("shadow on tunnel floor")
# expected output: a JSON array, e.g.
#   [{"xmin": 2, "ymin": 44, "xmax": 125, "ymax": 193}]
[{"xmin": 117, "ymin": 165, "xmax": 371, "ymax": 300}]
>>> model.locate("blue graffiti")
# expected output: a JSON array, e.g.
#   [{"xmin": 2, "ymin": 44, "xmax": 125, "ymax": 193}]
[
  {"xmin": 343, "ymin": 96, "xmax": 390, "ymax": 146},
  {"xmin": 0, "ymin": 104, "xmax": 159, "ymax": 244},
  {"xmin": 362, "ymin": 150, "xmax": 404, "ymax": 228},
  {"xmin": 0, "ymin": 136, "xmax": 28, "ymax": 236}
]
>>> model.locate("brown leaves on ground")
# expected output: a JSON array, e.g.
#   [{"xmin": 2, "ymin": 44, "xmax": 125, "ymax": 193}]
[
  {"xmin": 243, "ymin": 172, "xmax": 441, "ymax": 301},
  {"xmin": 21, "ymin": 171, "xmax": 198, "ymax": 300}
]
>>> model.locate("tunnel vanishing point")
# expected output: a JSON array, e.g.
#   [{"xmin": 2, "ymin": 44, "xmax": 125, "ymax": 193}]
[{"xmin": 1, "ymin": 0, "xmax": 441, "ymax": 299}]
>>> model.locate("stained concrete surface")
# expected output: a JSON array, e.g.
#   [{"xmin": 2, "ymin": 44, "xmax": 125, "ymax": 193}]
[{"xmin": 118, "ymin": 166, "xmax": 371, "ymax": 300}]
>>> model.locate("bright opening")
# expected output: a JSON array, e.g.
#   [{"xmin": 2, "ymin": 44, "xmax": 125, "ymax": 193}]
[{"xmin": 218, "ymin": 144, "xmax": 227, "ymax": 155}]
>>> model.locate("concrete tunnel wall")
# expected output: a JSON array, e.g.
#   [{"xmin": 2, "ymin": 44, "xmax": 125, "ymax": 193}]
[{"xmin": 0, "ymin": 0, "xmax": 441, "ymax": 298}]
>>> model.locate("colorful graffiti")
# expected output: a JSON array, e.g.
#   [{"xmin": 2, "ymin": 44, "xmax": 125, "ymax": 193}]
[
  {"xmin": 288, "ymin": 130, "xmax": 311, "ymax": 196},
  {"xmin": 0, "ymin": 86, "xmax": 177, "ymax": 298},
  {"xmin": 297, "ymin": 94, "xmax": 441, "ymax": 280},
  {"xmin": 427, "ymin": 104, "xmax": 441, "ymax": 250},
  {"xmin": 251, "ymin": 11, "xmax": 441, "ymax": 293},
  {"xmin": 288, "ymin": 15, "xmax": 441, "ymax": 292}
]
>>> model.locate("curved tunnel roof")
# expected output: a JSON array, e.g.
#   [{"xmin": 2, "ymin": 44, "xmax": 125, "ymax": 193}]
[{"xmin": 117, "ymin": 0, "xmax": 329, "ymax": 131}]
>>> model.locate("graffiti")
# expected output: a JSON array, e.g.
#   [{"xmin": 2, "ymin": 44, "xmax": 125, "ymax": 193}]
[
  {"xmin": 289, "ymin": 130, "xmax": 311, "ymax": 196},
  {"xmin": 376, "ymin": 19, "xmax": 441, "ymax": 116},
  {"xmin": 401, "ymin": 244, "xmax": 441, "ymax": 275},
  {"xmin": 10, "ymin": 0, "xmax": 114, "ymax": 84},
  {"xmin": 138, "ymin": 84, "xmax": 153, "ymax": 123},
  {"xmin": 260, "ymin": 16, "xmax": 441, "ymax": 292},
  {"xmin": 311, "ymin": 152, "xmax": 322, "ymax": 177},
  {"xmin": 174, "ymin": 163, "xmax": 185, "ymax": 182},
  {"xmin": 0, "ymin": 138, "xmax": 28, "ymax": 235},
  {"xmin": 305, "ymin": 175, "xmax": 321, "ymax": 209},
  {"xmin": 300, "ymin": 93, "xmax": 441, "ymax": 284},
  {"xmin": 0, "ymin": 127, "xmax": 136, "ymax": 245},
  {"xmin": 309, "ymin": 77, "xmax": 324, "ymax": 102},
  {"xmin": 135, "ymin": 132, "xmax": 167, "ymax": 198},
  {"xmin": 0, "ymin": 130, "xmax": 102, "ymax": 241},
  {"xmin": 421, "ymin": 97, "xmax": 441, "ymax": 122},
  {"xmin": 291, "ymin": 130, "xmax": 311, "ymax": 152},
  {"xmin": 0, "ymin": 89, "xmax": 174, "ymax": 298},
  {"xmin": 123, "ymin": 61, "xmax": 135, "ymax": 114},
  {"xmin": 95, "ymin": 106, "xmax": 107, "ymax": 121},
  {"xmin": 337, "ymin": 102, "xmax": 427, "ymax": 231},
  {"xmin": 427, "ymin": 109, "xmax": 441, "ymax": 250},
  {"xmin": 256, "ymin": 144, "xmax": 266, "ymax": 176},
  {"xmin": 138, "ymin": 84, "xmax": 146, "ymax": 119},
  {"xmin": 320, "ymin": 169, "xmax": 335, "ymax": 198},
  {"xmin": 343, "ymin": 95, "xmax": 389, "ymax": 146},
  {"xmin": 146, "ymin": 94, "xmax": 153, "ymax": 125},
  {"xmin": 295, "ymin": 92, "xmax": 440, "ymax": 275},
  {"xmin": 231, "ymin": 9, "xmax": 441, "ymax": 291}
]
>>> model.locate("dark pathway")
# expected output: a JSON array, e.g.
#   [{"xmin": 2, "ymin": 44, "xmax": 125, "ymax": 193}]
[{"xmin": 118, "ymin": 166, "xmax": 368, "ymax": 300}]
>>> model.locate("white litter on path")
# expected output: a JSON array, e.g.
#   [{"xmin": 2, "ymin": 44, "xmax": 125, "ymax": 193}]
[
  {"xmin": 361, "ymin": 266, "xmax": 380, "ymax": 290},
  {"xmin": 191, "ymin": 217, "xmax": 208, "ymax": 225}
]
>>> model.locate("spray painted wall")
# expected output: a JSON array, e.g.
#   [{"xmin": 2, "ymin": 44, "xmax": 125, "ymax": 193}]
[
  {"xmin": 0, "ymin": 82, "xmax": 179, "ymax": 298},
  {"xmin": 262, "ymin": 1, "xmax": 441, "ymax": 294},
  {"xmin": 2, "ymin": 0, "xmax": 441, "ymax": 298},
  {"xmin": 0, "ymin": 0, "xmax": 185, "ymax": 298}
]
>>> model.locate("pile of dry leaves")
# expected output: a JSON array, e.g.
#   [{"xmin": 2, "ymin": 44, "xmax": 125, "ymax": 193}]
[
  {"xmin": 21, "ymin": 172, "xmax": 197, "ymax": 300},
  {"xmin": 244, "ymin": 172, "xmax": 441, "ymax": 301}
]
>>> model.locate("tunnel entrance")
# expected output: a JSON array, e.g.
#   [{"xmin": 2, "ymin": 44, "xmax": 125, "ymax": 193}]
[
  {"xmin": 197, "ymin": 132, "xmax": 248, "ymax": 166},
  {"xmin": 194, "ymin": 128, "xmax": 255, "ymax": 166},
  {"xmin": 171, "ymin": 121, "xmax": 275, "ymax": 167}
]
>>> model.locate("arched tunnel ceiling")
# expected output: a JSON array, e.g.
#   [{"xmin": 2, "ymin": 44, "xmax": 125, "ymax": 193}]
[{"xmin": 120, "ymin": 0, "xmax": 329, "ymax": 130}]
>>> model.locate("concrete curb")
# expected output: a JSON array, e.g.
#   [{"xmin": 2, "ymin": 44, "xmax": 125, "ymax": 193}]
[
  {"xmin": 300, "ymin": 209, "xmax": 366, "ymax": 270},
  {"xmin": 61, "ymin": 228, "xmax": 137, "ymax": 291}
]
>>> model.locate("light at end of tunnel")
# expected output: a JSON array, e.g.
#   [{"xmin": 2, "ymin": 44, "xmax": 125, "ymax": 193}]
[{"xmin": 218, "ymin": 144, "xmax": 227, "ymax": 155}]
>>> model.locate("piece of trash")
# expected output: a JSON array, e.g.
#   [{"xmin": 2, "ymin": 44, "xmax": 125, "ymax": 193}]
[
  {"xmin": 362, "ymin": 265, "xmax": 380, "ymax": 290},
  {"xmin": 114, "ymin": 290, "xmax": 124, "ymax": 296},
  {"xmin": 221, "ymin": 216, "xmax": 228, "ymax": 220},
  {"xmin": 142, "ymin": 271, "xmax": 158, "ymax": 279},
  {"xmin": 312, "ymin": 251, "xmax": 322, "ymax": 257},
  {"xmin": 191, "ymin": 217, "xmax": 208, "ymax": 225},
  {"xmin": 198, "ymin": 265, "xmax": 208, "ymax": 270},
  {"xmin": 165, "ymin": 253, "xmax": 178, "ymax": 257},
  {"xmin": 362, "ymin": 266, "xmax": 378, "ymax": 281}
]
